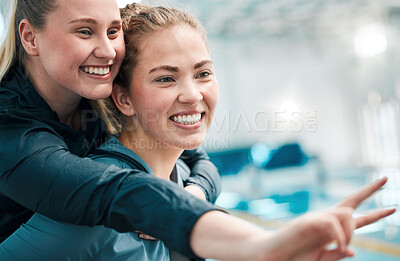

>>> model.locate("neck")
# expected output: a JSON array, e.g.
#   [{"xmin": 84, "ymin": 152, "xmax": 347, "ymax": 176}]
[
  {"xmin": 26, "ymin": 58, "xmax": 82, "ymax": 128},
  {"xmin": 119, "ymin": 131, "xmax": 183, "ymax": 180}
]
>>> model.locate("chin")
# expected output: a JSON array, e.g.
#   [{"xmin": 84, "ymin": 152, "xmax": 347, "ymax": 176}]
[
  {"xmin": 175, "ymin": 139, "xmax": 204, "ymax": 150},
  {"xmin": 83, "ymin": 87, "xmax": 112, "ymax": 100}
]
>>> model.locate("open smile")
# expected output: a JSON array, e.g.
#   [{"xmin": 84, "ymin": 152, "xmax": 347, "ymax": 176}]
[
  {"xmin": 79, "ymin": 65, "xmax": 111, "ymax": 76},
  {"xmin": 169, "ymin": 112, "xmax": 205, "ymax": 125}
]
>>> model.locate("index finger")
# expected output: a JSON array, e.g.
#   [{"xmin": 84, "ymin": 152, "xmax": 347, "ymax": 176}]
[{"xmin": 336, "ymin": 177, "xmax": 387, "ymax": 209}]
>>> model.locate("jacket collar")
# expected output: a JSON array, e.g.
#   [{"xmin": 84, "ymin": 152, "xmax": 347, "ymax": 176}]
[
  {"xmin": 0, "ymin": 63, "xmax": 107, "ymax": 156},
  {"xmin": 95, "ymin": 136, "xmax": 154, "ymax": 175}
]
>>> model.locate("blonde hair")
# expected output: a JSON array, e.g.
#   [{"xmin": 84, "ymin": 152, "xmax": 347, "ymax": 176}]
[
  {"xmin": 96, "ymin": 3, "xmax": 208, "ymax": 134},
  {"xmin": 0, "ymin": 0, "xmax": 58, "ymax": 82}
]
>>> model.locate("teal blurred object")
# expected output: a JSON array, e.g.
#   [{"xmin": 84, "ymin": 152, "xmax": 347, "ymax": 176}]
[
  {"xmin": 263, "ymin": 143, "xmax": 309, "ymax": 170},
  {"xmin": 208, "ymin": 142, "xmax": 310, "ymax": 175},
  {"xmin": 270, "ymin": 191, "xmax": 310, "ymax": 214},
  {"xmin": 217, "ymin": 190, "xmax": 310, "ymax": 216},
  {"xmin": 208, "ymin": 147, "xmax": 251, "ymax": 176},
  {"xmin": 250, "ymin": 143, "xmax": 271, "ymax": 168}
]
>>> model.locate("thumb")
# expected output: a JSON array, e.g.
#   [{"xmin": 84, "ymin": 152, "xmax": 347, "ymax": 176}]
[{"xmin": 320, "ymin": 248, "xmax": 355, "ymax": 261}]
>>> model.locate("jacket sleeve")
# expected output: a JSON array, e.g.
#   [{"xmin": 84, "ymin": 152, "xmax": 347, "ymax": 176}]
[
  {"xmin": 0, "ymin": 122, "xmax": 216, "ymax": 257},
  {"xmin": 180, "ymin": 147, "xmax": 222, "ymax": 203}
]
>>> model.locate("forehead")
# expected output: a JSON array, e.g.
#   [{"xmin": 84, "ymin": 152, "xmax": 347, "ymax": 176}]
[
  {"xmin": 50, "ymin": 0, "xmax": 120, "ymax": 23},
  {"xmin": 136, "ymin": 25, "xmax": 210, "ymax": 67}
]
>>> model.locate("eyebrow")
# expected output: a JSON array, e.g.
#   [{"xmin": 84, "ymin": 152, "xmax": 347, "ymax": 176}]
[
  {"xmin": 149, "ymin": 60, "xmax": 213, "ymax": 74},
  {"xmin": 194, "ymin": 60, "xmax": 212, "ymax": 69},
  {"xmin": 69, "ymin": 18, "xmax": 121, "ymax": 26},
  {"xmin": 149, "ymin": 65, "xmax": 178, "ymax": 74}
]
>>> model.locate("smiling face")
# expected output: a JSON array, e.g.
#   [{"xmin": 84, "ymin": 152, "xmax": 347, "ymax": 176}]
[
  {"xmin": 30, "ymin": 0, "xmax": 125, "ymax": 102},
  {"xmin": 116, "ymin": 25, "xmax": 218, "ymax": 151}
]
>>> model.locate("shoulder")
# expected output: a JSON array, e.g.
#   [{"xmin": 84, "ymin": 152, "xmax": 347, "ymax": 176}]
[
  {"xmin": 0, "ymin": 64, "xmax": 57, "ymax": 123},
  {"xmin": 1, "ymin": 64, "xmax": 42, "ymax": 110},
  {"xmin": 91, "ymin": 155, "xmax": 131, "ymax": 170},
  {"xmin": 91, "ymin": 137, "xmax": 131, "ymax": 169},
  {"xmin": 90, "ymin": 136, "xmax": 151, "ymax": 173}
]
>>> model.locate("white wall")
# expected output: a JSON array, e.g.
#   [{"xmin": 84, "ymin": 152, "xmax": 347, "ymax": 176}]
[
  {"xmin": 204, "ymin": 34, "xmax": 399, "ymax": 169},
  {"xmin": 0, "ymin": 0, "xmax": 13, "ymax": 45},
  {"xmin": 3, "ymin": 0, "xmax": 399, "ymax": 169}
]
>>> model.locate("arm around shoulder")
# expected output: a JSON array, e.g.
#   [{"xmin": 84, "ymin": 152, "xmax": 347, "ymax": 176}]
[{"xmin": 0, "ymin": 124, "xmax": 218, "ymax": 257}]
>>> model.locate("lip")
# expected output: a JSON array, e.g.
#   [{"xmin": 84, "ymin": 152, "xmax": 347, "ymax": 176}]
[
  {"xmin": 170, "ymin": 110, "xmax": 203, "ymax": 117},
  {"xmin": 79, "ymin": 65, "xmax": 113, "ymax": 80},
  {"xmin": 169, "ymin": 110, "xmax": 205, "ymax": 130}
]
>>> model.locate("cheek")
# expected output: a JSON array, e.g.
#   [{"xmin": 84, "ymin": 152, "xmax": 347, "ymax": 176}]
[
  {"xmin": 114, "ymin": 38, "xmax": 126, "ymax": 67},
  {"xmin": 205, "ymin": 83, "xmax": 219, "ymax": 113},
  {"xmin": 132, "ymin": 94, "xmax": 163, "ymax": 126},
  {"xmin": 146, "ymin": 90, "xmax": 175, "ymax": 114},
  {"xmin": 39, "ymin": 37, "xmax": 84, "ymax": 70},
  {"xmin": 211, "ymin": 89, "xmax": 219, "ymax": 111},
  {"xmin": 47, "ymin": 33, "xmax": 75, "ymax": 56},
  {"xmin": 131, "ymin": 84, "xmax": 177, "ymax": 127}
]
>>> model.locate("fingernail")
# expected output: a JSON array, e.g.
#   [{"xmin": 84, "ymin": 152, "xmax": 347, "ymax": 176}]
[
  {"xmin": 377, "ymin": 176, "xmax": 388, "ymax": 182},
  {"xmin": 377, "ymin": 177, "xmax": 389, "ymax": 189}
]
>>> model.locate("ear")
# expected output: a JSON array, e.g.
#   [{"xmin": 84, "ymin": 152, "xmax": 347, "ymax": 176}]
[
  {"xmin": 19, "ymin": 19, "xmax": 39, "ymax": 56},
  {"xmin": 112, "ymin": 83, "xmax": 135, "ymax": 117}
]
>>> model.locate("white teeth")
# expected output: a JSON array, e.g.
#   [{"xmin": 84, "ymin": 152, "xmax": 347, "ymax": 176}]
[
  {"xmin": 171, "ymin": 113, "xmax": 202, "ymax": 125},
  {"xmin": 82, "ymin": 66, "xmax": 111, "ymax": 75}
]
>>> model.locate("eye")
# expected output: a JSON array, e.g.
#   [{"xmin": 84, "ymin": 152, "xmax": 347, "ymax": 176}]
[
  {"xmin": 108, "ymin": 28, "xmax": 121, "ymax": 39},
  {"xmin": 77, "ymin": 29, "xmax": 92, "ymax": 37},
  {"xmin": 78, "ymin": 29, "xmax": 91, "ymax": 35},
  {"xmin": 196, "ymin": 70, "xmax": 212, "ymax": 79},
  {"xmin": 155, "ymin": 76, "xmax": 175, "ymax": 83}
]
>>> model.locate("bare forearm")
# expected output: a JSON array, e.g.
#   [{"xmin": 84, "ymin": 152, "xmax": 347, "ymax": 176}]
[
  {"xmin": 187, "ymin": 178, "xmax": 395, "ymax": 261},
  {"xmin": 189, "ymin": 211, "xmax": 273, "ymax": 261}
]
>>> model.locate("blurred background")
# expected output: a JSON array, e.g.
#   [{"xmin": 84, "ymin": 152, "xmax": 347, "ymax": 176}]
[
  {"xmin": 2, "ymin": 0, "xmax": 400, "ymax": 259},
  {"xmin": 136, "ymin": 0, "xmax": 400, "ymax": 260}
]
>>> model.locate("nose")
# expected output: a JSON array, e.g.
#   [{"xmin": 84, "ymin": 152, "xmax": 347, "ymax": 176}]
[
  {"xmin": 93, "ymin": 35, "xmax": 117, "ymax": 60},
  {"xmin": 178, "ymin": 80, "xmax": 203, "ymax": 104}
]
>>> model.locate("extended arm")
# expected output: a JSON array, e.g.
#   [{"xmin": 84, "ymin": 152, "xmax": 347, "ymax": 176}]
[{"xmin": 189, "ymin": 178, "xmax": 395, "ymax": 261}]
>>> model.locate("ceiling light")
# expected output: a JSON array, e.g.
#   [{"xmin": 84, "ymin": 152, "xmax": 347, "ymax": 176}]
[{"xmin": 354, "ymin": 24, "xmax": 387, "ymax": 58}]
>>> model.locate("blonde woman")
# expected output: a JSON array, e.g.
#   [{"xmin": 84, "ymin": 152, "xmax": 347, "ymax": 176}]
[{"xmin": 0, "ymin": 0, "xmax": 221, "ymax": 257}]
